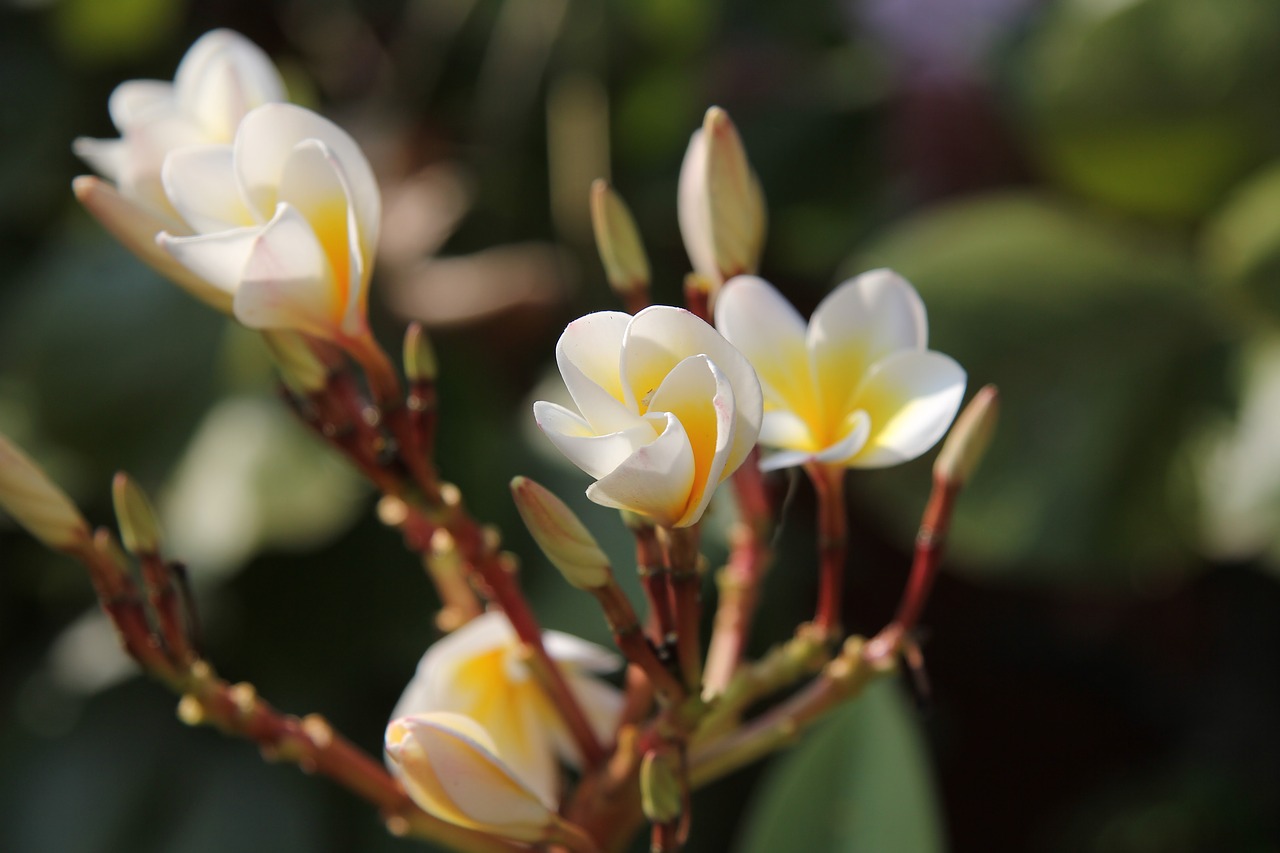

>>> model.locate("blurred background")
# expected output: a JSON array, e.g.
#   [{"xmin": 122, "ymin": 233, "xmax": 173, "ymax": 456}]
[{"xmin": 2, "ymin": 0, "xmax": 1280, "ymax": 850}]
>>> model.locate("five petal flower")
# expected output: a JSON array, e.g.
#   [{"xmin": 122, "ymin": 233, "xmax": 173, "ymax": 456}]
[
  {"xmin": 714, "ymin": 271, "xmax": 966, "ymax": 471},
  {"xmin": 390, "ymin": 612, "xmax": 622, "ymax": 807},
  {"xmin": 534, "ymin": 306, "xmax": 763, "ymax": 528},
  {"xmin": 73, "ymin": 29, "xmax": 288, "ymax": 311}
]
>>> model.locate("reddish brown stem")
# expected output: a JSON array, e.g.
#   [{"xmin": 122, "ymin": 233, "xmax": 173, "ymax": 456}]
[
  {"xmin": 807, "ymin": 463, "xmax": 847, "ymax": 639},
  {"xmin": 592, "ymin": 583, "xmax": 685, "ymax": 704},
  {"xmin": 661, "ymin": 527, "xmax": 703, "ymax": 694},
  {"xmin": 633, "ymin": 523, "xmax": 674, "ymax": 644},
  {"xmin": 139, "ymin": 553, "xmax": 195, "ymax": 666}
]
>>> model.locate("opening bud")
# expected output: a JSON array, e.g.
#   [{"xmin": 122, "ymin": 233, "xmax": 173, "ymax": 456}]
[
  {"xmin": 934, "ymin": 384, "xmax": 999, "ymax": 487},
  {"xmin": 510, "ymin": 476, "xmax": 610, "ymax": 590},
  {"xmin": 385, "ymin": 712, "xmax": 559, "ymax": 843},
  {"xmin": 112, "ymin": 473, "xmax": 162, "ymax": 555},
  {"xmin": 263, "ymin": 331, "xmax": 330, "ymax": 395},
  {"xmin": 0, "ymin": 433, "xmax": 90, "ymax": 551},
  {"xmin": 678, "ymin": 106, "xmax": 767, "ymax": 286},
  {"xmin": 403, "ymin": 323, "xmax": 438, "ymax": 383},
  {"xmin": 590, "ymin": 179, "xmax": 651, "ymax": 297}
]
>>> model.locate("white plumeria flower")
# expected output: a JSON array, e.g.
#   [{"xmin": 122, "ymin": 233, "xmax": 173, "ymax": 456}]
[
  {"xmin": 677, "ymin": 106, "xmax": 766, "ymax": 287},
  {"xmin": 534, "ymin": 306, "xmax": 763, "ymax": 528},
  {"xmin": 73, "ymin": 29, "xmax": 287, "ymax": 311},
  {"xmin": 385, "ymin": 712, "xmax": 562, "ymax": 844},
  {"xmin": 154, "ymin": 102, "xmax": 381, "ymax": 348},
  {"xmin": 714, "ymin": 271, "xmax": 966, "ymax": 472},
  {"xmin": 391, "ymin": 612, "xmax": 623, "ymax": 808}
]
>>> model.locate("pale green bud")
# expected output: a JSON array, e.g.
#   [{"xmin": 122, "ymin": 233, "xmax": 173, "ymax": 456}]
[
  {"xmin": 262, "ymin": 330, "xmax": 329, "ymax": 395},
  {"xmin": 591, "ymin": 179, "xmax": 651, "ymax": 297},
  {"xmin": 0, "ymin": 433, "xmax": 90, "ymax": 550},
  {"xmin": 640, "ymin": 750, "xmax": 683, "ymax": 824},
  {"xmin": 403, "ymin": 323, "xmax": 438, "ymax": 383},
  {"xmin": 112, "ymin": 472, "xmax": 162, "ymax": 555},
  {"xmin": 934, "ymin": 384, "xmax": 999, "ymax": 487},
  {"xmin": 510, "ymin": 476, "xmax": 610, "ymax": 589}
]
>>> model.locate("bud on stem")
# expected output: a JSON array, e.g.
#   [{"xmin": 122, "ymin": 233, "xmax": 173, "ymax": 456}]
[
  {"xmin": 590, "ymin": 179, "xmax": 651, "ymax": 309},
  {"xmin": 934, "ymin": 384, "xmax": 999, "ymax": 488},
  {"xmin": 112, "ymin": 472, "xmax": 162, "ymax": 555},
  {"xmin": 0, "ymin": 433, "xmax": 90, "ymax": 551},
  {"xmin": 510, "ymin": 477, "xmax": 610, "ymax": 590}
]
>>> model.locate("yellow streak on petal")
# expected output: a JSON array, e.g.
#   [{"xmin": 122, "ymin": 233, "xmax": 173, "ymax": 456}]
[
  {"xmin": 307, "ymin": 194, "xmax": 352, "ymax": 323},
  {"xmin": 848, "ymin": 382, "xmax": 901, "ymax": 463}
]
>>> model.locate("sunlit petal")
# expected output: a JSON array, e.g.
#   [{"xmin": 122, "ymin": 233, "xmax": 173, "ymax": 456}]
[
  {"xmin": 715, "ymin": 275, "xmax": 817, "ymax": 419},
  {"xmin": 156, "ymin": 223, "xmax": 260, "ymax": 303},
  {"xmin": 174, "ymin": 29, "xmax": 287, "ymax": 143},
  {"xmin": 161, "ymin": 144, "xmax": 257, "ymax": 232},
  {"xmin": 534, "ymin": 401, "xmax": 656, "ymax": 481},
  {"xmin": 586, "ymin": 412, "xmax": 697, "ymax": 528},
  {"xmin": 848, "ymin": 350, "xmax": 966, "ymax": 468},
  {"xmin": 556, "ymin": 311, "xmax": 643, "ymax": 434}
]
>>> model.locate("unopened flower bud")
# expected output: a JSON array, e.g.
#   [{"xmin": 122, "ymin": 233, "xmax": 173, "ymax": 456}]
[
  {"xmin": 590, "ymin": 179, "xmax": 650, "ymax": 297},
  {"xmin": 111, "ymin": 472, "xmax": 162, "ymax": 555},
  {"xmin": 263, "ymin": 331, "xmax": 330, "ymax": 395},
  {"xmin": 640, "ymin": 750, "xmax": 683, "ymax": 824},
  {"xmin": 510, "ymin": 476, "xmax": 610, "ymax": 589},
  {"xmin": 0, "ymin": 433, "xmax": 90, "ymax": 550},
  {"xmin": 678, "ymin": 106, "xmax": 767, "ymax": 286},
  {"xmin": 385, "ymin": 712, "xmax": 558, "ymax": 842},
  {"xmin": 403, "ymin": 323, "xmax": 438, "ymax": 383},
  {"xmin": 933, "ymin": 384, "xmax": 999, "ymax": 487}
]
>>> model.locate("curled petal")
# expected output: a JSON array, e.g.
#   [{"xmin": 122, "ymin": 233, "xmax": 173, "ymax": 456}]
[
  {"xmin": 848, "ymin": 350, "xmax": 967, "ymax": 469},
  {"xmin": 813, "ymin": 410, "xmax": 872, "ymax": 466},
  {"xmin": 386, "ymin": 713, "xmax": 559, "ymax": 839},
  {"xmin": 623, "ymin": 305, "xmax": 762, "ymax": 478},
  {"xmin": 534, "ymin": 401, "xmax": 657, "ymax": 481},
  {"xmin": 174, "ymin": 29, "xmax": 287, "ymax": 143},
  {"xmin": 556, "ymin": 311, "xmax": 642, "ymax": 435},
  {"xmin": 586, "ymin": 412, "xmax": 696, "ymax": 528},
  {"xmin": 234, "ymin": 103, "xmax": 380, "ymax": 264},
  {"xmin": 157, "ymin": 223, "xmax": 260, "ymax": 302},
  {"xmin": 162, "ymin": 144, "xmax": 256, "ymax": 233}
]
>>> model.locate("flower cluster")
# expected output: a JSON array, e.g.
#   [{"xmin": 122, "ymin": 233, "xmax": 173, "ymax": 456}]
[{"xmin": 0, "ymin": 29, "xmax": 995, "ymax": 853}]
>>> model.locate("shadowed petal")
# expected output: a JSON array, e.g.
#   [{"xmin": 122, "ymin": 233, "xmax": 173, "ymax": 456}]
[
  {"xmin": 555, "ymin": 311, "xmax": 644, "ymax": 434},
  {"xmin": 586, "ymin": 412, "xmax": 696, "ymax": 528},
  {"xmin": 534, "ymin": 401, "xmax": 657, "ymax": 481}
]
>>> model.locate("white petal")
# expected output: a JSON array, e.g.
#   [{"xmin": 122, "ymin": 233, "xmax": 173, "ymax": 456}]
[
  {"xmin": 392, "ymin": 612, "xmax": 512, "ymax": 721},
  {"xmin": 534, "ymin": 401, "xmax": 656, "ymax": 481},
  {"xmin": 646, "ymin": 355, "xmax": 736, "ymax": 527},
  {"xmin": 813, "ymin": 410, "xmax": 872, "ymax": 466},
  {"xmin": 758, "ymin": 410, "xmax": 816, "ymax": 453},
  {"xmin": 72, "ymin": 137, "xmax": 127, "ymax": 183},
  {"xmin": 158, "ymin": 224, "xmax": 260, "ymax": 296},
  {"xmin": 623, "ymin": 305, "xmax": 762, "ymax": 479},
  {"xmin": 549, "ymin": 673, "xmax": 623, "ymax": 767},
  {"xmin": 555, "ymin": 312, "xmax": 644, "ymax": 435},
  {"xmin": 543, "ymin": 630, "xmax": 622, "ymax": 673},
  {"xmin": 586, "ymin": 412, "xmax": 696, "ymax": 528},
  {"xmin": 175, "ymin": 29, "xmax": 286, "ymax": 142},
  {"xmin": 759, "ymin": 448, "xmax": 819, "ymax": 473},
  {"xmin": 107, "ymin": 80, "xmax": 173, "ymax": 129},
  {"xmin": 809, "ymin": 268, "xmax": 929, "ymax": 429},
  {"xmin": 231, "ymin": 203, "xmax": 341, "ymax": 338},
  {"xmin": 161, "ymin": 144, "xmax": 257, "ymax": 232},
  {"xmin": 848, "ymin": 350, "xmax": 967, "ymax": 469},
  {"xmin": 677, "ymin": 127, "xmax": 717, "ymax": 282},
  {"xmin": 234, "ymin": 103, "xmax": 379, "ymax": 262},
  {"xmin": 715, "ymin": 275, "xmax": 818, "ymax": 418}
]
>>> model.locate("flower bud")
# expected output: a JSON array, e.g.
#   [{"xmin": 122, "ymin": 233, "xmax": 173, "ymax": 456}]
[
  {"xmin": 0, "ymin": 434, "xmax": 90, "ymax": 551},
  {"xmin": 403, "ymin": 323, "xmax": 438, "ymax": 383},
  {"xmin": 263, "ymin": 331, "xmax": 330, "ymax": 395},
  {"xmin": 385, "ymin": 712, "xmax": 559, "ymax": 843},
  {"xmin": 933, "ymin": 384, "xmax": 999, "ymax": 487},
  {"xmin": 510, "ymin": 477, "xmax": 610, "ymax": 589},
  {"xmin": 678, "ymin": 107, "xmax": 767, "ymax": 286},
  {"xmin": 111, "ymin": 473, "xmax": 162, "ymax": 555},
  {"xmin": 640, "ymin": 750, "xmax": 683, "ymax": 824},
  {"xmin": 590, "ymin": 179, "xmax": 650, "ymax": 297}
]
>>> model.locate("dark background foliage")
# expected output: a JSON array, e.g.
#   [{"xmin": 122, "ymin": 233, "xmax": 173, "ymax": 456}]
[{"xmin": 2, "ymin": 0, "xmax": 1279, "ymax": 851}]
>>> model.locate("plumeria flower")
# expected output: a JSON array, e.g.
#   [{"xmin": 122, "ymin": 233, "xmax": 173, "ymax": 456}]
[
  {"xmin": 391, "ymin": 612, "xmax": 622, "ymax": 807},
  {"xmin": 385, "ymin": 712, "xmax": 563, "ymax": 843},
  {"xmin": 534, "ymin": 306, "xmax": 763, "ymax": 528},
  {"xmin": 714, "ymin": 271, "xmax": 966, "ymax": 471},
  {"xmin": 73, "ymin": 29, "xmax": 287, "ymax": 311},
  {"xmin": 677, "ymin": 107, "xmax": 767, "ymax": 288},
  {"xmin": 154, "ymin": 102, "xmax": 381, "ymax": 350}
]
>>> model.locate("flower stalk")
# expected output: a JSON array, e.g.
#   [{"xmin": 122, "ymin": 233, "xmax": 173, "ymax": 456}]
[{"xmin": 807, "ymin": 463, "xmax": 848, "ymax": 640}]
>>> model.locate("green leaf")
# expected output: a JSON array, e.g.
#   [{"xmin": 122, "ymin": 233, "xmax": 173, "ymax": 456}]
[
  {"xmin": 1202, "ymin": 160, "xmax": 1280, "ymax": 322},
  {"xmin": 849, "ymin": 193, "xmax": 1228, "ymax": 582},
  {"xmin": 737, "ymin": 678, "xmax": 945, "ymax": 853},
  {"xmin": 1015, "ymin": 0, "xmax": 1280, "ymax": 221}
]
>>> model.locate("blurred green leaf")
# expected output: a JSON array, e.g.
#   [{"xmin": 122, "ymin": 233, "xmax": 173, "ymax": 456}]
[
  {"xmin": 53, "ymin": 0, "xmax": 182, "ymax": 65},
  {"xmin": 1202, "ymin": 160, "xmax": 1280, "ymax": 321},
  {"xmin": 850, "ymin": 193, "xmax": 1227, "ymax": 582},
  {"xmin": 1016, "ymin": 0, "xmax": 1280, "ymax": 221},
  {"xmin": 737, "ymin": 678, "xmax": 944, "ymax": 853}
]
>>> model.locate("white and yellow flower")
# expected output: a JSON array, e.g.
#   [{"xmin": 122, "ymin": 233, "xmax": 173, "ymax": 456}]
[
  {"xmin": 154, "ymin": 101, "xmax": 381, "ymax": 348},
  {"xmin": 390, "ymin": 612, "xmax": 622, "ymax": 808},
  {"xmin": 714, "ymin": 271, "xmax": 966, "ymax": 471},
  {"xmin": 385, "ymin": 712, "xmax": 562, "ymax": 843},
  {"xmin": 534, "ymin": 306, "xmax": 763, "ymax": 528},
  {"xmin": 677, "ymin": 107, "xmax": 766, "ymax": 288},
  {"xmin": 73, "ymin": 29, "xmax": 287, "ymax": 311}
]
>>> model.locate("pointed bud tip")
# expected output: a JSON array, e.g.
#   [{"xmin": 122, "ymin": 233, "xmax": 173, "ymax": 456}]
[
  {"xmin": 112, "ymin": 472, "xmax": 162, "ymax": 555},
  {"xmin": 403, "ymin": 323, "xmax": 438, "ymax": 382},
  {"xmin": 510, "ymin": 476, "xmax": 610, "ymax": 590},
  {"xmin": 589, "ymin": 178, "xmax": 650, "ymax": 296},
  {"xmin": 934, "ymin": 384, "xmax": 999, "ymax": 487}
]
